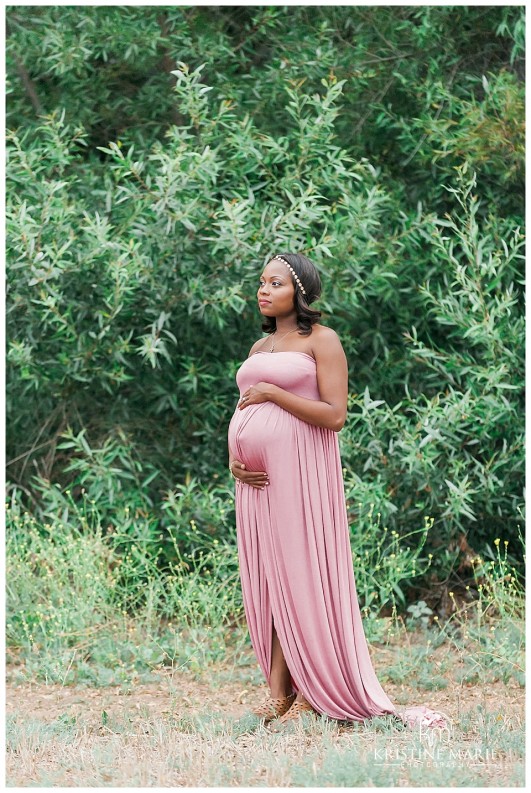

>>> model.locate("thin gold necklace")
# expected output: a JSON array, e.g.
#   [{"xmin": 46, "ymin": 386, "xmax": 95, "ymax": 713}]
[{"xmin": 269, "ymin": 328, "xmax": 297, "ymax": 352}]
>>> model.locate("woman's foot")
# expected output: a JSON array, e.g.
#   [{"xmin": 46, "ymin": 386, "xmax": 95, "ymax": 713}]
[
  {"xmin": 251, "ymin": 692, "xmax": 296, "ymax": 724},
  {"xmin": 278, "ymin": 697, "xmax": 317, "ymax": 723},
  {"xmin": 268, "ymin": 695, "xmax": 318, "ymax": 730}
]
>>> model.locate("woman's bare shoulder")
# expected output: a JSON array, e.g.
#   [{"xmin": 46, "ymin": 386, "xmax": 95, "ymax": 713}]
[
  {"xmin": 310, "ymin": 324, "xmax": 343, "ymax": 348},
  {"xmin": 310, "ymin": 325, "xmax": 346, "ymax": 368}
]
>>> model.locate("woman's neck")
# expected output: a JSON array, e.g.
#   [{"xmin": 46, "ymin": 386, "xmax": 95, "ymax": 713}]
[{"xmin": 274, "ymin": 317, "xmax": 299, "ymax": 334}]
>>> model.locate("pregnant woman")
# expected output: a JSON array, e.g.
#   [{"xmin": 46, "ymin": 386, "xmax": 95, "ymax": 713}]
[{"xmin": 227, "ymin": 253, "xmax": 447, "ymax": 730}]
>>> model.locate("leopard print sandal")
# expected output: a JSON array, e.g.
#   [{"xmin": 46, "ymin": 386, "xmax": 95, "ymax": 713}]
[
  {"xmin": 251, "ymin": 693, "xmax": 296, "ymax": 723},
  {"xmin": 275, "ymin": 698, "xmax": 317, "ymax": 726}
]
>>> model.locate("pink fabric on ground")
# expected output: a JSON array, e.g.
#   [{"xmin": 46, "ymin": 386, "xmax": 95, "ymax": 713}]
[{"xmin": 227, "ymin": 351, "xmax": 448, "ymax": 730}]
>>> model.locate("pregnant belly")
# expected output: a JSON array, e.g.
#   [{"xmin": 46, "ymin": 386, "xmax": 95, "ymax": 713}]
[{"xmin": 228, "ymin": 402, "xmax": 292, "ymax": 471}]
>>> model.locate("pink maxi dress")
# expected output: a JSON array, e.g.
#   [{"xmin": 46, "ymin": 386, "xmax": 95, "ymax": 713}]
[{"xmin": 227, "ymin": 350, "xmax": 447, "ymax": 729}]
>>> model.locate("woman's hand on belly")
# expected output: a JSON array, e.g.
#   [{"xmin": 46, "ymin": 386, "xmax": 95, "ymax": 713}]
[
  {"xmin": 231, "ymin": 460, "xmax": 269, "ymax": 489},
  {"xmin": 238, "ymin": 382, "xmax": 274, "ymax": 409}
]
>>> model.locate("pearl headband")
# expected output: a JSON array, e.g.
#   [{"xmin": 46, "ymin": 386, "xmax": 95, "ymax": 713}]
[{"xmin": 270, "ymin": 255, "xmax": 307, "ymax": 295}]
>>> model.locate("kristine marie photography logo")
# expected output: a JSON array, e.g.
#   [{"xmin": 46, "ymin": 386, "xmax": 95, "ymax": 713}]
[{"xmin": 373, "ymin": 717, "xmax": 511, "ymax": 770}]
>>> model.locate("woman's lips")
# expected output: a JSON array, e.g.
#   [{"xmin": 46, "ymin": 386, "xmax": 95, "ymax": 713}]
[{"xmin": 258, "ymin": 300, "xmax": 271, "ymax": 306}]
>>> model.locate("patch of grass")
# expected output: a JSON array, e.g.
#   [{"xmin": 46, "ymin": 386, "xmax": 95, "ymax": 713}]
[
  {"xmin": 6, "ymin": 713, "xmax": 79, "ymax": 753},
  {"xmin": 290, "ymin": 740, "xmax": 401, "ymax": 786},
  {"xmin": 6, "ymin": 702, "xmax": 524, "ymax": 787},
  {"xmin": 416, "ymin": 674, "xmax": 448, "ymax": 691},
  {"xmin": 6, "ymin": 501, "xmax": 246, "ymax": 686}
]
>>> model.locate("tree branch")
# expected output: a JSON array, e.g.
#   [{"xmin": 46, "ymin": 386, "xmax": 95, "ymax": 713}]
[{"xmin": 11, "ymin": 51, "xmax": 43, "ymax": 115}]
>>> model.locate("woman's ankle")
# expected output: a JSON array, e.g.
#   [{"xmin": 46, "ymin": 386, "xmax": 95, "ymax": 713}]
[
  {"xmin": 270, "ymin": 687, "xmax": 294, "ymax": 699},
  {"xmin": 295, "ymin": 693, "xmax": 310, "ymax": 705}
]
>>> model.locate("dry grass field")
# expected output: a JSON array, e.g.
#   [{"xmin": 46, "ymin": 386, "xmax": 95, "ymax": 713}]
[{"xmin": 6, "ymin": 630, "xmax": 524, "ymax": 787}]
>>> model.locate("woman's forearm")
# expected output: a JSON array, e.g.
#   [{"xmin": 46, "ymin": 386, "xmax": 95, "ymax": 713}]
[{"xmin": 266, "ymin": 383, "xmax": 346, "ymax": 432}]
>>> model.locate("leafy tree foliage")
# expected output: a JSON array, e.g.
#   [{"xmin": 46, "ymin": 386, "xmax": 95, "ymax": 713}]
[{"xmin": 6, "ymin": 6, "xmax": 524, "ymax": 588}]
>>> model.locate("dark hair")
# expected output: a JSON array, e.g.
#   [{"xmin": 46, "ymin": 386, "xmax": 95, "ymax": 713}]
[{"xmin": 261, "ymin": 252, "xmax": 322, "ymax": 336}]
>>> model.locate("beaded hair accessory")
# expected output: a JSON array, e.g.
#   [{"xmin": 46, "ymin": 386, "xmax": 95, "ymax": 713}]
[{"xmin": 270, "ymin": 255, "xmax": 307, "ymax": 295}]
